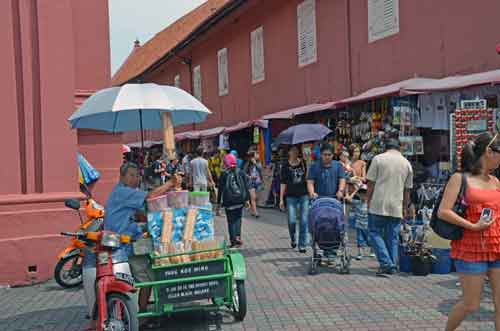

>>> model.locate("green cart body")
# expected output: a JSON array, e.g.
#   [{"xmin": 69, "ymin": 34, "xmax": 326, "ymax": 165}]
[{"xmin": 135, "ymin": 243, "xmax": 247, "ymax": 321}]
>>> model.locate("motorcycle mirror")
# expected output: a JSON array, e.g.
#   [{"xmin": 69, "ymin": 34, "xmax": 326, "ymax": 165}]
[
  {"xmin": 64, "ymin": 199, "xmax": 81, "ymax": 210},
  {"xmin": 79, "ymin": 183, "xmax": 92, "ymax": 198}
]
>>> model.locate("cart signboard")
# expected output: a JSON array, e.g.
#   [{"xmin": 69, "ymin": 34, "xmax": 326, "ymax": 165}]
[
  {"xmin": 158, "ymin": 278, "xmax": 227, "ymax": 304},
  {"xmin": 154, "ymin": 260, "xmax": 225, "ymax": 281}
]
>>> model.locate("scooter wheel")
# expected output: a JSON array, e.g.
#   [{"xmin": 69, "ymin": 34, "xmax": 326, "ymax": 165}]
[
  {"xmin": 54, "ymin": 255, "xmax": 83, "ymax": 288},
  {"xmin": 106, "ymin": 293, "xmax": 139, "ymax": 331}
]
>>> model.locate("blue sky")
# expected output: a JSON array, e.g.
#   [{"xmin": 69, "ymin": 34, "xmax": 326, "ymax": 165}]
[{"xmin": 109, "ymin": 0, "xmax": 208, "ymax": 74}]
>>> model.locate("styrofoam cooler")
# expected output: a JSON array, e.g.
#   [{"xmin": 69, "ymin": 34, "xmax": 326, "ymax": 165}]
[
  {"xmin": 431, "ymin": 248, "xmax": 452, "ymax": 274},
  {"xmin": 189, "ymin": 191, "xmax": 210, "ymax": 206},
  {"xmin": 166, "ymin": 190, "xmax": 189, "ymax": 208},
  {"xmin": 147, "ymin": 194, "xmax": 168, "ymax": 211}
]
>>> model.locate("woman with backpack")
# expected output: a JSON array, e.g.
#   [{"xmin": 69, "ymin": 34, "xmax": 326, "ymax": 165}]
[
  {"xmin": 217, "ymin": 153, "xmax": 250, "ymax": 248},
  {"xmin": 438, "ymin": 132, "xmax": 500, "ymax": 330},
  {"xmin": 279, "ymin": 145, "xmax": 309, "ymax": 253}
]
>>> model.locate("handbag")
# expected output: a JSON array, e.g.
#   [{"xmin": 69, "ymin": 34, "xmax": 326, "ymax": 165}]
[{"xmin": 430, "ymin": 173, "xmax": 467, "ymax": 240}]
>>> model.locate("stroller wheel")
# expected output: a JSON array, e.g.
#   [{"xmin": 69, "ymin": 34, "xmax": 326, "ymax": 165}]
[
  {"xmin": 309, "ymin": 258, "xmax": 319, "ymax": 275},
  {"xmin": 340, "ymin": 267, "xmax": 350, "ymax": 274}
]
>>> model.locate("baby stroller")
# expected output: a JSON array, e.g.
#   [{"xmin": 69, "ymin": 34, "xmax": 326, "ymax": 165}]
[{"xmin": 308, "ymin": 197, "xmax": 351, "ymax": 275}]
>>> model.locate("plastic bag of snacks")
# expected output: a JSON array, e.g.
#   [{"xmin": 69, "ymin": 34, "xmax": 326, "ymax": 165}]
[
  {"xmin": 147, "ymin": 211, "xmax": 163, "ymax": 247},
  {"xmin": 193, "ymin": 207, "xmax": 214, "ymax": 241}
]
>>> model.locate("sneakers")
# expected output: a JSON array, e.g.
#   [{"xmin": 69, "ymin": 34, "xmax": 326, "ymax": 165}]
[
  {"xmin": 376, "ymin": 266, "xmax": 397, "ymax": 277},
  {"xmin": 299, "ymin": 248, "xmax": 307, "ymax": 254},
  {"xmin": 291, "ymin": 240, "xmax": 297, "ymax": 249},
  {"xmin": 230, "ymin": 237, "xmax": 243, "ymax": 248},
  {"xmin": 235, "ymin": 237, "xmax": 243, "ymax": 247},
  {"xmin": 355, "ymin": 254, "xmax": 363, "ymax": 261}
]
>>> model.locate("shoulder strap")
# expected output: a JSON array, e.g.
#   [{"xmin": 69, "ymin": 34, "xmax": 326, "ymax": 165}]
[{"xmin": 458, "ymin": 173, "xmax": 467, "ymax": 199}]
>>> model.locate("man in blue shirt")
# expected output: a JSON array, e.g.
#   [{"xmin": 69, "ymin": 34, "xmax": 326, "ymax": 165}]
[
  {"xmin": 307, "ymin": 144, "xmax": 346, "ymax": 200},
  {"xmin": 104, "ymin": 162, "xmax": 179, "ymax": 314}
]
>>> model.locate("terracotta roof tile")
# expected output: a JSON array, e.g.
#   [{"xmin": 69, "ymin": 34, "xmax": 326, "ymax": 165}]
[{"xmin": 111, "ymin": 0, "xmax": 233, "ymax": 86}]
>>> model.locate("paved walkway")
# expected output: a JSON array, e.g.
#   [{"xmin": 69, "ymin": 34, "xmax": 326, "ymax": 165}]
[{"xmin": 0, "ymin": 208, "xmax": 497, "ymax": 330}]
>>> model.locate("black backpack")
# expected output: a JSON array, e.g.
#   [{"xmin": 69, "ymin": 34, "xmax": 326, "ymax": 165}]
[
  {"xmin": 430, "ymin": 173, "xmax": 467, "ymax": 240},
  {"xmin": 223, "ymin": 169, "xmax": 249, "ymax": 206}
]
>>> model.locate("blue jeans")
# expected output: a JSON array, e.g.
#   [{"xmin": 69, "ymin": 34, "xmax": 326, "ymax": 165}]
[
  {"xmin": 226, "ymin": 207, "xmax": 243, "ymax": 244},
  {"xmin": 368, "ymin": 214, "xmax": 401, "ymax": 269},
  {"xmin": 286, "ymin": 195, "xmax": 309, "ymax": 249},
  {"xmin": 356, "ymin": 228, "xmax": 370, "ymax": 248}
]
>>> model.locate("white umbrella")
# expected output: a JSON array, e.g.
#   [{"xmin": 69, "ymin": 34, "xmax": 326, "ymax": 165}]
[{"xmin": 69, "ymin": 83, "xmax": 211, "ymax": 133}]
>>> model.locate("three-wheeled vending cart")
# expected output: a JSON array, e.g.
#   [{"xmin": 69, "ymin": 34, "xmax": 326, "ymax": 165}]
[
  {"xmin": 134, "ymin": 243, "xmax": 247, "ymax": 321},
  {"xmin": 135, "ymin": 191, "xmax": 247, "ymax": 321}
]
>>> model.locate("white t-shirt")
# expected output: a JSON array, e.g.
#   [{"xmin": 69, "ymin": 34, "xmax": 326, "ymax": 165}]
[
  {"xmin": 190, "ymin": 157, "xmax": 209, "ymax": 186},
  {"xmin": 366, "ymin": 150, "xmax": 413, "ymax": 218}
]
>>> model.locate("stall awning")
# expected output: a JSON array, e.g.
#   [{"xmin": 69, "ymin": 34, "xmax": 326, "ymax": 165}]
[
  {"xmin": 335, "ymin": 77, "xmax": 437, "ymax": 107},
  {"xmin": 197, "ymin": 126, "xmax": 225, "ymax": 138},
  {"xmin": 175, "ymin": 121, "xmax": 268, "ymax": 141},
  {"xmin": 402, "ymin": 69, "xmax": 500, "ymax": 93},
  {"xmin": 262, "ymin": 102, "xmax": 336, "ymax": 120},
  {"xmin": 175, "ymin": 131, "xmax": 199, "ymax": 141},
  {"xmin": 127, "ymin": 140, "xmax": 163, "ymax": 148},
  {"xmin": 224, "ymin": 120, "xmax": 268, "ymax": 133}
]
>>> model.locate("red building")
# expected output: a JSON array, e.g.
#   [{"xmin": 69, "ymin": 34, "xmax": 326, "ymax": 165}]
[
  {"xmin": 1, "ymin": 1, "xmax": 120, "ymax": 285},
  {"xmin": 114, "ymin": 0, "xmax": 500, "ymax": 136}
]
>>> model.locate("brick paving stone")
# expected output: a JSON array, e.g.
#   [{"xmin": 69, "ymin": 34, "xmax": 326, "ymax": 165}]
[{"xmin": 1, "ymin": 208, "xmax": 499, "ymax": 330}]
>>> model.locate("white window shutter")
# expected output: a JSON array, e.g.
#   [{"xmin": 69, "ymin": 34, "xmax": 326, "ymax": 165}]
[
  {"xmin": 297, "ymin": 0, "xmax": 317, "ymax": 67},
  {"xmin": 193, "ymin": 65, "xmax": 202, "ymax": 101},
  {"xmin": 368, "ymin": 0, "xmax": 399, "ymax": 43},
  {"xmin": 174, "ymin": 74, "xmax": 180, "ymax": 88},
  {"xmin": 217, "ymin": 48, "xmax": 229, "ymax": 96},
  {"xmin": 251, "ymin": 26, "xmax": 265, "ymax": 84}
]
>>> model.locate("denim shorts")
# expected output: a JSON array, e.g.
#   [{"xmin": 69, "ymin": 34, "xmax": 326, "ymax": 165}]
[{"xmin": 454, "ymin": 259, "xmax": 500, "ymax": 274}]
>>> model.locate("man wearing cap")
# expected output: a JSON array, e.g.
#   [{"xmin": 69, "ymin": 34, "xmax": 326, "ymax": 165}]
[{"xmin": 366, "ymin": 138, "xmax": 413, "ymax": 276}]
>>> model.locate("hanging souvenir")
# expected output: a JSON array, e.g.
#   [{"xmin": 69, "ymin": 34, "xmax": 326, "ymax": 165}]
[{"xmin": 253, "ymin": 127, "xmax": 260, "ymax": 144}]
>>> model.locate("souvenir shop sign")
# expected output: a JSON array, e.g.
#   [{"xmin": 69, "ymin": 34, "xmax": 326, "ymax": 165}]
[
  {"xmin": 399, "ymin": 136, "xmax": 424, "ymax": 156},
  {"xmin": 460, "ymin": 99, "xmax": 487, "ymax": 110}
]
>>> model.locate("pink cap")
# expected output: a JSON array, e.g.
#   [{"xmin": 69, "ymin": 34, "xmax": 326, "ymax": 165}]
[{"xmin": 224, "ymin": 153, "xmax": 237, "ymax": 168}]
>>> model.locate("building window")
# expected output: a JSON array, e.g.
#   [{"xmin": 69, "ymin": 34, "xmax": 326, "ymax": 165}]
[
  {"xmin": 297, "ymin": 0, "xmax": 317, "ymax": 67},
  {"xmin": 217, "ymin": 48, "xmax": 229, "ymax": 96},
  {"xmin": 368, "ymin": 0, "xmax": 399, "ymax": 43},
  {"xmin": 193, "ymin": 65, "xmax": 202, "ymax": 101},
  {"xmin": 174, "ymin": 74, "xmax": 181, "ymax": 88},
  {"xmin": 251, "ymin": 26, "xmax": 265, "ymax": 84}
]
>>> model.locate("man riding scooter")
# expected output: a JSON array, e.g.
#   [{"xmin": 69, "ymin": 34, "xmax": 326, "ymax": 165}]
[{"xmin": 83, "ymin": 162, "xmax": 181, "ymax": 328}]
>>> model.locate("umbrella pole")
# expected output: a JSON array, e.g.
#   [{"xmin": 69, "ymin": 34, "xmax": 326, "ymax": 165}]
[
  {"xmin": 139, "ymin": 109, "xmax": 145, "ymax": 153},
  {"xmin": 162, "ymin": 112, "xmax": 176, "ymax": 161},
  {"xmin": 139, "ymin": 110, "xmax": 147, "ymax": 188}
]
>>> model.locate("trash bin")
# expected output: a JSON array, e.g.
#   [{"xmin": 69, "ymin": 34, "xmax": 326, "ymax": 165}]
[
  {"xmin": 431, "ymin": 248, "xmax": 452, "ymax": 274},
  {"xmin": 399, "ymin": 245, "xmax": 412, "ymax": 273}
]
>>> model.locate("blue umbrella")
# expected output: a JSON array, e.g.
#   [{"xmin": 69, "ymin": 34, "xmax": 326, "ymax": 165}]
[
  {"xmin": 68, "ymin": 83, "xmax": 211, "ymax": 151},
  {"xmin": 69, "ymin": 83, "xmax": 210, "ymax": 132},
  {"xmin": 274, "ymin": 124, "xmax": 332, "ymax": 145}
]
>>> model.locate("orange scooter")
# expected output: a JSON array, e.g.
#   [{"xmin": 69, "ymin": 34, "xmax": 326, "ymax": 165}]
[{"xmin": 55, "ymin": 195, "xmax": 105, "ymax": 288}]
